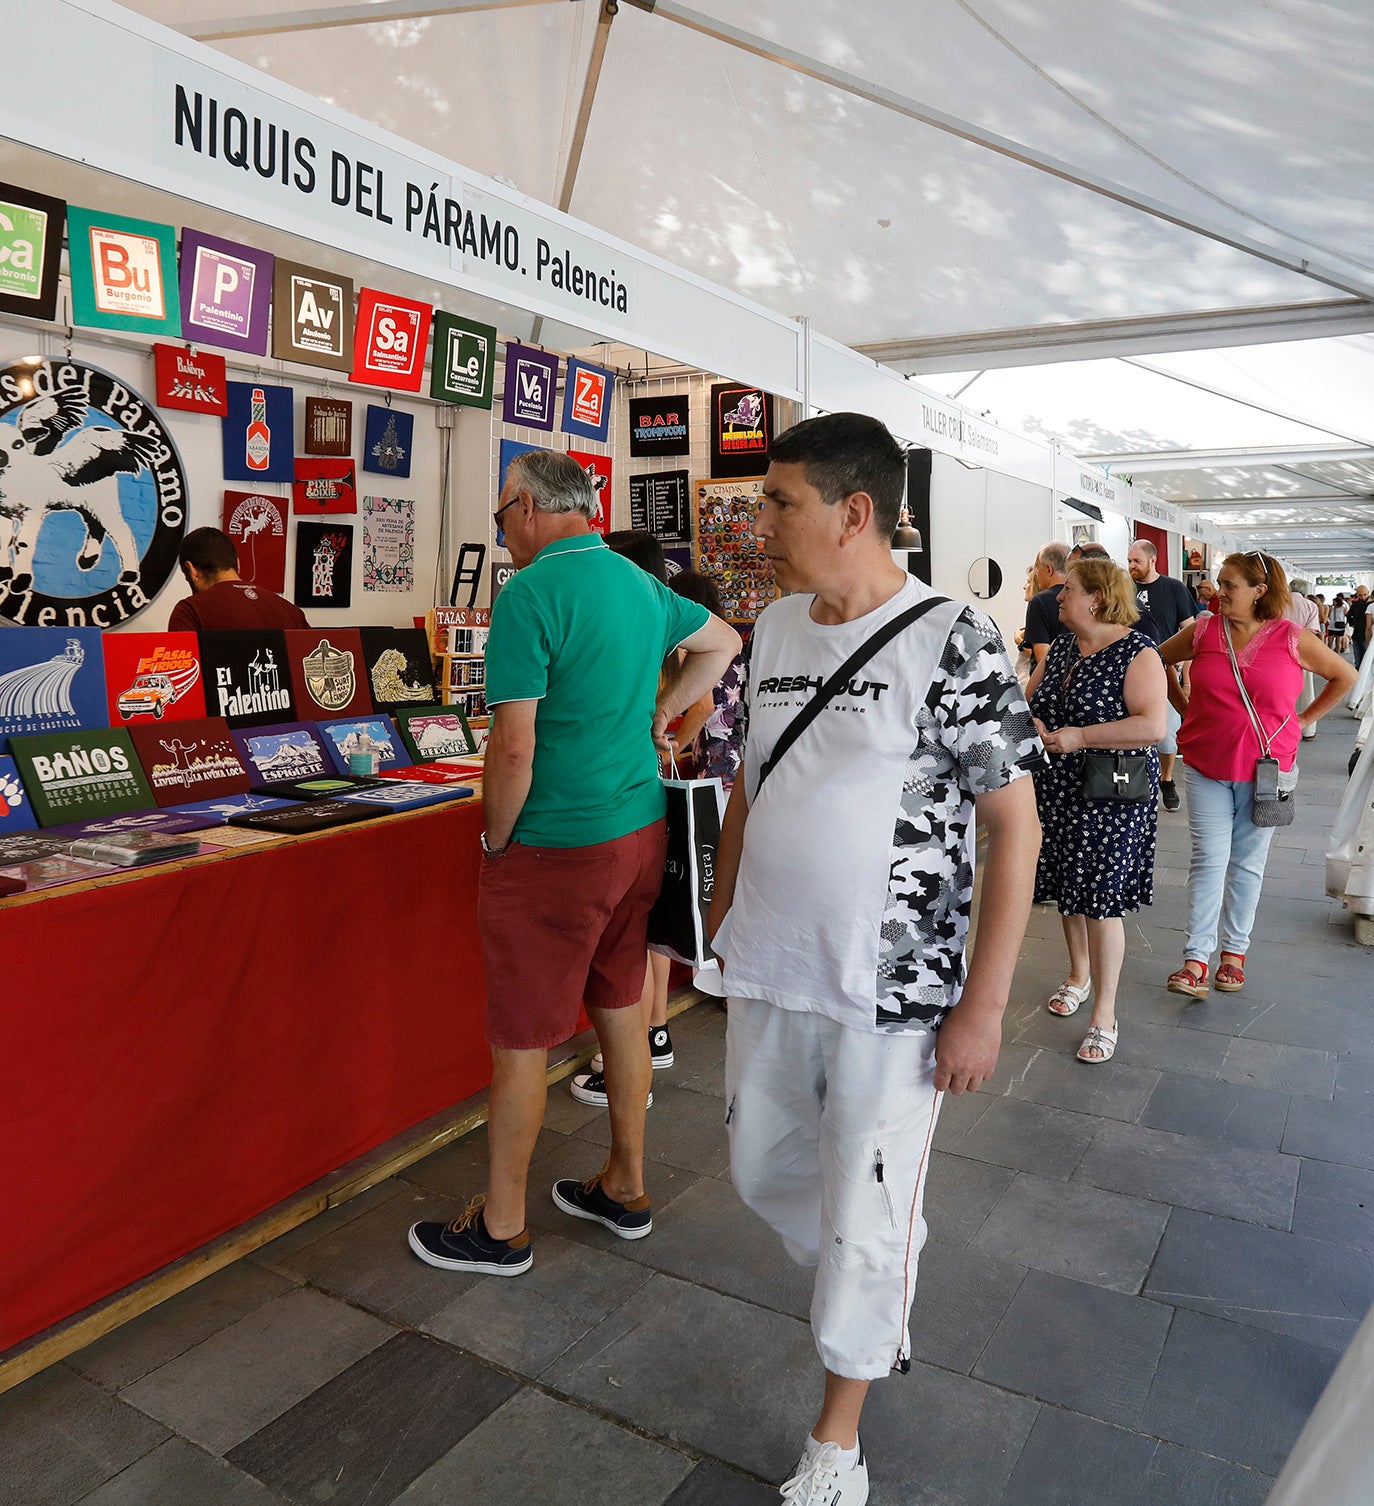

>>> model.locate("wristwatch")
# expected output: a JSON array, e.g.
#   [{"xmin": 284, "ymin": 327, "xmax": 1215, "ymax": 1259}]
[{"xmin": 480, "ymin": 831, "xmax": 508, "ymax": 856}]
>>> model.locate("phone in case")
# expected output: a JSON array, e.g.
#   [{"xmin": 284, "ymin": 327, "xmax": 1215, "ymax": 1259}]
[{"xmin": 1254, "ymin": 756, "xmax": 1280, "ymax": 801}]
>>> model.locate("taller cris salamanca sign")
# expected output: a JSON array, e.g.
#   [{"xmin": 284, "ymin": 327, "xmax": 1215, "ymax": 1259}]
[{"xmin": 0, "ymin": 357, "xmax": 188, "ymax": 627}]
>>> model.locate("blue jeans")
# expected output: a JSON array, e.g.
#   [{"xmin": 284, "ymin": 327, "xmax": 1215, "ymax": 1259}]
[{"xmin": 1184, "ymin": 767, "xmax": 1276, "ymax": 961}]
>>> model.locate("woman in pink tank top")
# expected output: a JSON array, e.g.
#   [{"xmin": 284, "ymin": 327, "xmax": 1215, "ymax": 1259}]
[{"xmin": 1157, "ymin": 552, "xmax": 1355, "ymax": 996}]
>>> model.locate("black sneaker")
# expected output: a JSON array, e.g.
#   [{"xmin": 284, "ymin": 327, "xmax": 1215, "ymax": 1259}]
[
  {"xmin": 569, "ymin": 1068, "xmax": 653, "ymax": 1108},
  {"xmin": 552, "ymin": 1172, "xmax": 652, "ymax": 1239},
  {"xmin": 408, "ymin": 1195, "xmax": 532, "ymax": 1275},
  {"xmin": 1160, "ymin": 779, "xmax": 1180, "ymax": 811},
  {"xmin": 649, "ymin": 1025, "xmax": 674, "ymax": 1069}
]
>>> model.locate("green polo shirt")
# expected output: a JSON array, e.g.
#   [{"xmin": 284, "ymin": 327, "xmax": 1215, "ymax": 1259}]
[{"xmin": 485, "ymin": 533, "xmax": 709, "ymax": 847}]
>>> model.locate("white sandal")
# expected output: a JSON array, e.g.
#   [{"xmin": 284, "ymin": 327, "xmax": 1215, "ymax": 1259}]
[
  {"xmin": 1047, "ymin": 978, "xmax": 1093, "ymax": 1016},
  {"xmin": 1077, "ymin": 1024, "xmax": 1118, "ymax": 1064}
]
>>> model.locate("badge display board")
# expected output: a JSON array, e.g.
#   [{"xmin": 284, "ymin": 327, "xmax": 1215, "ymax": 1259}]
[
  {"xmin": 293, "ymin": 459, "xmax": 358, "ymax": 514},
  {"xmin": 198, "ymin": 630, "xmax": 296, "ymax": 728},
  {"xmin": 316, "ymin": 715, "xmax": 407, "ymax": 773},
  {"xmin": 0, "ymin": 754, "xmax": 38, "ymax": 833},
  {"xmin": 223, "ymin": 381, "xmax": 294, "ymax": 483},
  {"xmin": 294, "ymin": 522, "xmax": 354, "ymax": 610},
  {"xmin": 561, "ymin": 357, "xmax": 614, "ymax": 443},
  {"xmin": 223, "ymin": 490, "xmax": 288, "ymax": 593},
  {"xmin": 128, "ymin": 717, "xmax": 252, "ymax": 807},
  {"xmin": 9, "ymin": 727, "xmax": 154, "ymax": 826},
  {"xmin": 66, "ymin": 206, "xmax": 180, "ymax": 336},
  {"xmin": 502, "ymin": 343, "xmax": 558, "ymax": 430},
  {"xmin": 694, "ymin": 475, "xmax": 776, "ymax": 622},
  {"xmin": 710, "ymin": 384, "xmax": 773, "ymax": 478},
  {"xmin": 630, "ymin": 470, "xmax": 691, "ymax": 543},
  {"xmin": 0, "ymin": 626, "xmax": 108, "ymax": 751},
  {"xmin": 0, "ymin": 359, "xmax": 189, "ymax": 628},
  {"xmin": 178, "ymin": 229, "xmax": 272, "ymax": 355},
  {"xmin": 351, "ymin": 288, "xmax": 431, "ymax": 391},
  {"xmin": 358, "ymin": 627, "xmax": 436, "ymax": 708},
  {"xmin": 231, "ymin": 721, "xmax": 335, "ymax": 783},
  {"xmin": 154, "ymin": 343, "xmax": 228, "ymax": 415},
  {"xmin": 430, "ymin": 312, "xmax": 496, "ymax": 408},
  {"xmin": 102, "ymin": 632, "xmax": 207, "ymax": 726},
  {"xmin": 272, "ymin": 260, "xmax": 353, "ymax": 371},
  {"xmin": 628, "ymin": 394, "xmax": 690, "ymax": 457},
  {"xmin": 0, "ymin": 180, "xmax": 65, "ymax": 321},
  {"xmin": 284, "ymin": 629, "xmax": 373, "ymax": 719},
  {"xmin": 394, "ymin": 706, "xmax": 476, "ymax": 762},
  {"xmin": 362, "ymin": 404, "xmax": 414, "ymax": 478},
  {"xmin": 304, "ymin": 398, "xmax": 352, "ymax": 455}
]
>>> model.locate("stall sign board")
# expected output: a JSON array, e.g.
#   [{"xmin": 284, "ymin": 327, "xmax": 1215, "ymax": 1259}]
[
  {"xmin": 502, "ymin": 343, "xmax": 558, "ymax": 430},
  {"xmin": 561, "ymin": 357, "xmax": 614, "ymax": 444},
  {"xmin": 628, "ymin": 395, "xmax": 690, "ymax": 457},
  {"xmin": 0, "ymin": 358, "xmax": 189, "ymax": 629},
  {"xmin": 293, "ymin": 522, "xmax": 354, "ymax": 609},
  {"xmin": 178, "ymin": 229, "xmax": 272, "ymax": 355},
  {"xmin": 710, "ymin": 384, "xmax": 772, "ymax": 478},
  {"xmin": 362, "ymin": 404, "xmax": 414, "ymax": 478},
  {"xmin": 491, "ymin": 562, "xmax": 516, "ymax": 600},
  {"xmin": 67, "ymin": 206, "xmax": 180, "ymax": 336},
  {"xmin": 0, "ymin": 754, "xmax": 38, "ymax": 833},
  {"xmin": 284, "ymin": 629, "xmax": 374, "ymax": 719},
  {"xmin": 9, "ymin": 727, "xmax": 154, "ymax": 826},
  {"xmin": 223, "ymin": 491, "xmax": 288, "ymax": 593},
  {"xmin": 102, "ymin": 632, "xmax": 207, "ymax": 726},
  {"xmin": 273, "ymin": 259, "xmax": 353, "ymax": 371},
  {"xmin": 351, "ymin": 288, "xmax": 431, "ymax": 391},
  {"xmin": 304, "ymin": 397, "xmax": 352, "ymax": 455},
  {"xmin": 231, "ymin": 721, "xmax": 335, "ymax": 783},
  {"xmin": 153, "ymin": 342, "xmax": 228, "ymax": 414},
  {"xmin": 629, "ymin": 470, "xmax": 690, "ymax": 543},
  {"xmin": 0, "ymin": 181, "xmax": 66, "ymax": 321},
  {"xmin": 222, "ymin": 381, "xmax": 294, "ymax": 482},
  {"xmin": 430, "ymin": 312, "xmax": 496, "ymax": 407},
  {"xmin": 127, "ymin": 717, "xmax": 252, "ymax": 806},
  {"xmin": 0, "ymin": 626, "xmax": 108, "ymax": 751},
  {"xmin": 358, "ymin": 626, "xmax": 436, "ymax": 708},
  {"xmin": 316, "ymin": 715, "xmax": 407, "ymax": 773},
  {"xmin": 293, "ymin": 458, "xmax": 357, "ymax": 514},
  {"xmin": 198, "ymin": 630, "xmax": 297, "ymax": 729}
]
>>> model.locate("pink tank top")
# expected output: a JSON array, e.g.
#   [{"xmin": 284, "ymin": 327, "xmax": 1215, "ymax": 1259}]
[{"xmin": 1177, "ymin": 613, "xmax": 1303, "ymax": 781}]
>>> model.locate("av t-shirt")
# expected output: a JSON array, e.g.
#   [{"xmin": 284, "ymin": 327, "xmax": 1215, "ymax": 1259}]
[
  {"xmin": 484, "ymin": 533, "xmax": 708, "ymax": 848},
  {"xmin": 715, "ymin": 578, "xmax": 1043, "ymax": 1036},
  {"xmin": 1133, "ymin": 575, "xmax": 1195, "ymax": 643}
]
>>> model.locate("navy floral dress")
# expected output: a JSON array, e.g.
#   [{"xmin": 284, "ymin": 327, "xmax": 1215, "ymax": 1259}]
[{"xmin": 1030, "ymin": 631, "xmax": 1160, "ymax": 918}]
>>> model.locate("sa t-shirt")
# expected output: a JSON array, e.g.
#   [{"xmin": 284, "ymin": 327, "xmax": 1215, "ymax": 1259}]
[
  {"xmin": 485, "ymin": 533, "xmax": 708, "ymax": 848},
  {"xmin": 714, "ymin": 578, "xmax": 1044, "ymax": 1036}
]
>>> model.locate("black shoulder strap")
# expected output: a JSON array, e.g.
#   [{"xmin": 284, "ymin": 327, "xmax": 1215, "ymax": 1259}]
[{"xmin": 755, "ymin": 595, "xmax": 951, "ymax": 793}]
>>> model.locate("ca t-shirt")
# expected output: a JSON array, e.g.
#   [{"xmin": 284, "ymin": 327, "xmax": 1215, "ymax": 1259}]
[
  {"xmin": 714, "ymin": 578, "xmax": 1044, "ymax": 1036},
  {"xmin": 484, "ymin": 534, "xmax": 708, "ymax": 848},
  {"xmin": 1133, "ymin": 575, "xmax": 1195, "ymax": 643}
]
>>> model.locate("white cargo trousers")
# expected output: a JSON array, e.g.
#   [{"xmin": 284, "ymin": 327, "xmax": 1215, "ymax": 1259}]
[{"xmin": 725, "ymin": 996, "xmax": 943, "ymax": 1381}]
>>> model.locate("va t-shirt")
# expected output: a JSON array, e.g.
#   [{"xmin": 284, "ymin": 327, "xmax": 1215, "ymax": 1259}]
[
  {"xmin": 168, "ymin": 581, "xmax": 309, "ymax": 632},
  {"xmin": 714, "ymin": 578, "xmax": 1044, "ymax": 1036},
  {"xmin": 1024, "ymin": 585, "xmax": 1063, "ymax": 648},
  {"xmin": 485, "ymin": 533, "xmax": 709, "ymax": 847},
  {"xmin": 1133, "ymin": 575, "xmax": 1195, "ymax": 643}
]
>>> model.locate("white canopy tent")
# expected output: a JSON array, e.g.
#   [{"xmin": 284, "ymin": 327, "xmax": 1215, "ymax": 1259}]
[{"xmin": 21, "ymin": 0, "xmax": 1374, "ymax": 568}]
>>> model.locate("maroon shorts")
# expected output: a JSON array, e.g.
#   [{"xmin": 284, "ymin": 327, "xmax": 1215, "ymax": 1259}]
[{"xmin": 478, "ymin": 819, "xmax": 668, "ymax": 1050}]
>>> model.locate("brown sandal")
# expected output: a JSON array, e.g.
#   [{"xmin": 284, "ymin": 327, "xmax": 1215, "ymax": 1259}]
[
  {"xmin": 1167, "ymin": 960, "xmax": 1210, "ymax": 998},
  {"xmin": 1215, "ymin": 954, "xmax": 1246, "ymax": 992}
]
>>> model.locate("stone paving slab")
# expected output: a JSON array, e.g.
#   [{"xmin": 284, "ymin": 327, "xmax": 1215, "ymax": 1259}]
[
  {"xmin": 939, "ymin": 1094, "xmax": 1100, "ymax": 1180},
  {"xmin": 74, "ymin": 1438, "xmax": 289, "ymax": 1506},
  {"xmin": 1138, "ymin": 1075, "xmax": 1292, "ymax": 1151},
  {"xmin": 1291, "ymin": 1157, "xmax": 1374, "ymax": 1249}
]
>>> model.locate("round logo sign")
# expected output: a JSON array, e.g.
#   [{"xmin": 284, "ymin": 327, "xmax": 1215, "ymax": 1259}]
[{"xmin": 0, "ymin": 356, "xmax": 188, "ymax": 627}]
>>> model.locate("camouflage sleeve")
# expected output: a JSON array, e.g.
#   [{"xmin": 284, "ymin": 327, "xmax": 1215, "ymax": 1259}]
[{"xmin": 927, "ymin": 607, "xmax": 1047, "ymax": 793}]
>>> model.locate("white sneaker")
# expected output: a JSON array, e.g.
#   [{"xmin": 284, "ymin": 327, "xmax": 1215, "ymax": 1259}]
[{"xmin": 779, "ymin": 1440, "xmax": 869, "ymax": 1505}]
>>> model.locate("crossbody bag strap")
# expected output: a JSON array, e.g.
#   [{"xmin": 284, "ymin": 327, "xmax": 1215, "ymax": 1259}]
[
  {"xmin": 755, "ymin": 595, "xmax": 951, "ymax": 794},
  {"xmin": 1221, "ymin": 616, "xmax": 1289, "ymax": 757}
]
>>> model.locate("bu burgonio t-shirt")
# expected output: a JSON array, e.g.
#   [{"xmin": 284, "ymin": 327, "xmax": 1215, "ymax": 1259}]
[
  {"xmin": 714, "ymin": 578, "xmax": 1044, "ymax": 1036},
  {"xmin": 168, "ymin": 581, "xmax": 309, "ymax": 632}
]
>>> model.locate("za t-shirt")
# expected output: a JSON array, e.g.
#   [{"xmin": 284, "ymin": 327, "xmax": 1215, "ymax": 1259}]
[
  {"xmin": 485, "ymin": 534, "xmax": 708, "ymax": 848},
  {"xmin": 715, "ymin": 578, "xmax": 1043, "ymax": 1036},
  {"xmin": 1133, "ymin": 575, "xmax": 1195, "ymax": 643}
]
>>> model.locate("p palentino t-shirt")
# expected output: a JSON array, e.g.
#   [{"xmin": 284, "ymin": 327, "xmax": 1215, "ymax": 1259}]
[{"xmin": 715, "ymin": 578, "xmax": 1043, "ymax": 1036}]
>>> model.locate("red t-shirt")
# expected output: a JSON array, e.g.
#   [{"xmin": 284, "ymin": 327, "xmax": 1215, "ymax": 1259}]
[{"xmin": 168, "ymin": 580, "xmax": 309, "ymax": 632}]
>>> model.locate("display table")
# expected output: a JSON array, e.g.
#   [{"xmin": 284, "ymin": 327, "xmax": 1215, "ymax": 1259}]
[{"xmin": 3, "ymin": 801, "xmax": 489, "ymax": 1352}]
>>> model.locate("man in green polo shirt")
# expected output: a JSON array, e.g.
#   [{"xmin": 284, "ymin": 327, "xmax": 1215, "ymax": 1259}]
[{"xmin": 410, "ymin": 450, "xmax": 740, "ymax": 1276}]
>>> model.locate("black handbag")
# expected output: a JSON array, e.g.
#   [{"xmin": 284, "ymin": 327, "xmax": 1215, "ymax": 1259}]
[{"xmin": 1079, "ymin": 750, "xmax": 1152, "ymax": 802}]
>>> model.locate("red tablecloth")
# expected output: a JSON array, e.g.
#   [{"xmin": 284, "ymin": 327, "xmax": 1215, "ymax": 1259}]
[{"xmin": 3, "ymin": 802, "xmax": 489, "ymax": 1351}]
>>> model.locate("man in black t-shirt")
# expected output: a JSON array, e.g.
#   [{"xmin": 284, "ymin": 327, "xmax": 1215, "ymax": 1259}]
[
  {"xmin": 1127, "ymin": 539, "xmax": 1195, "ymax": 811},
  {"xmin": 1023, "ymin": 541, "xmax": 1071, "ymax": 666},
  {"xmin": 1350, "ymin": 586, "xmax": 1370, "ymax": 663}
]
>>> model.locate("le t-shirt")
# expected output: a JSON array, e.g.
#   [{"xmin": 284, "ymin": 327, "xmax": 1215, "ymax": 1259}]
[
  {"xmin": 1133, "ymin": 575, "xmax": 1195, "ymax": 643},
  {"xmin": 1024, "ymin": 585, "xmax": 1063, "ymax": 648},
  {"xmin": 714, "ymin": 578, "xmax": 1044, "ymax": 1037},
  {"xmin": 484, "ymin": 534, "xmax": 708, "ymax": 848},
  {"xmin": 168, "ymin": 581, "xmax": 308, "ymax": 632}
]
